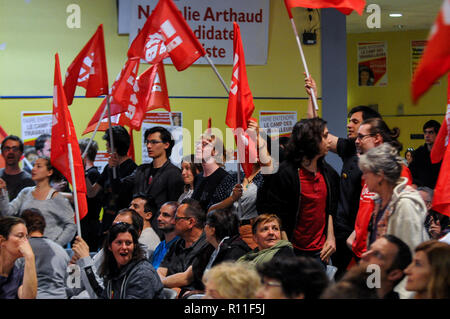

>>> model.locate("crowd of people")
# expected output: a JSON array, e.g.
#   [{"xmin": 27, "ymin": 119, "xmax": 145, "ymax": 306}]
[{"xmin": 0, "ymin": 77, "xmax": 449, "ymax": 299}]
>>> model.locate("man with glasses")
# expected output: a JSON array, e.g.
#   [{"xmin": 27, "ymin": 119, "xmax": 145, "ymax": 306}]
[
  {"xmin": 0, "ymin": 135, "xmax": 35, "ymax": 201},
  {"xmin": 112, "ymin": 126, "xmax": 184, "ymax": 218},
  {"xmin": 408, "ymin": 120, "xmax": 442, "ymax": 188},
  {"xmin": 157, "ymin": 199, "xmax": 212, "ymax": 297}
]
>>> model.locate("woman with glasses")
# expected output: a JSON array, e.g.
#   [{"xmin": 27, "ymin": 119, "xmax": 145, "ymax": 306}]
[
  {"xmin": 0, "ymin": 216, "xmax": 37, "ymax": 299},
  {"xmin": 0, "ymin": 157, "xmax": 76, "ymax": 247}
]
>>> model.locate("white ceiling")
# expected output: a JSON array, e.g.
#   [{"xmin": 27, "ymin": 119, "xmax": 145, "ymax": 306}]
[{"xmin": 346, "ymin": 0, "xmax": 443, "ymax": 33}]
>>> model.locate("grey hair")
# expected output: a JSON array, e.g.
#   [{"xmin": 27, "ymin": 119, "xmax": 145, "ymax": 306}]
[
  {"xmin": 358, "ymin": 143, "xmax": 404, "ymax": 185},
  {"xmin": 417, "ymin": 186, "xmax": 434, "ymax": 202}
]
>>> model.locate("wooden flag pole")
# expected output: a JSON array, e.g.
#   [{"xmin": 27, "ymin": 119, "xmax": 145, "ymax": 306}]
[
  {"xmin": 204, "ymin": 55, "xmax": 230, "ymax": 95},
  {"xmin": 289, "ymin": 17, "xmax": 319, "ymax": 113},
  {"xmin": 106, "ymin": 95, "xmax": 117, "ymax": 179},
  {"xmin": 67, "ymin": 142, "xmax": 82, "ymax": 237}
]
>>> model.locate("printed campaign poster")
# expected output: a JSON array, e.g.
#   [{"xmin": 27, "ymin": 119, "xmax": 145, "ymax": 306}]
[
  {"xmin": 121, "ymin": 0, "xmax": 270, "ymax": 65},
  {"xmin": 357, "ymin": 42, "xmax": 387, "ymax": 87},
  {"xmin": 141, "ymin": 111, "xmax": 183, "ymax": 165},
  {"xmin": 259, "ymin": 111, "xmax": 297, "ymax": 138},
  {"xmin": 21, "ymin": 111, "xmax": 52, "ymax": 146}
]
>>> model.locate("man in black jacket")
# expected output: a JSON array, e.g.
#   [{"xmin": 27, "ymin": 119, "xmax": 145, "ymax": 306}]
[{"xmin": 257, "ymin": 118, "xmax": 340, "ymax": 269}]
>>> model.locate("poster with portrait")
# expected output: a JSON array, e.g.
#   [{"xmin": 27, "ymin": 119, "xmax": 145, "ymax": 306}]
[
  {"xmin": 357, "ymin": 42, "xmax": 387, "ymax": 87},
  {"xmin": 140, "ymin": 111, "xmax": 183, "ymax": 165}
]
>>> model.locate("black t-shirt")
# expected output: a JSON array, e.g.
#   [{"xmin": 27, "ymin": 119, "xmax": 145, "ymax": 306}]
[
  {"xmin": 85, "ymin": 166, "xmax": 103, "ymax": 221},
  {"xmin": 0, "ymin": 169, "xmax": 35, "ymax": 201},
  {"xmin": 334, "ymin": 138, "xmax": 362, "ymax": 239},
  {"xmin": 97, "ymin": 158, "xmax": 137, "ymax": 213},
  {"xmin": 191, "ymin": 167, "xmax": 229, "ymax": 212},
  {"xmin": 409, "ymin": 144, "xmax": 442, "ymax": 188}
]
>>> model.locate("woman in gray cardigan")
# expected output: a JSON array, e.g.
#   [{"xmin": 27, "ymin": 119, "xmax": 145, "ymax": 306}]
[{"xmin": 0, "ymin": 157, "xmax": 76, "ymax": 247}]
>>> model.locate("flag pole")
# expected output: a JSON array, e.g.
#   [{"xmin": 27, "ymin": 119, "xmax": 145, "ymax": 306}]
[
  {"xmin": 67, "ymin": 142, "xmax": 82, "ymax": 237},
  {"xmin": 289, "ymin": 17, "xmax": 319, "ymax": 112},
  {"xmin": 81, "ymin": 99, "xmax": 109, "ymax": 159},
  {"xmin": 106, "ymin": 95, "xmax": 117, "ymax": 179},
  {"xmin": 204, "ymin": 55, "xmax": 230, "ymax": 95}
]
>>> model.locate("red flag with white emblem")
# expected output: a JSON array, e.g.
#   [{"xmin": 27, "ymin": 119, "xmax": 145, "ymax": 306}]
[
  {"xmin": 64, "ymin": 25, "xmax": 109, "ymax": 105},
  {"xmin": 412, "ymin": 0, "xmax": 450, "ymax": 103},
  {"xmin": 51, "ymin": 54, "xmax": 88, "ymax": 222},
  {"xmin": 225, "ymin": 22, "xmax": 256, "ymax": 178},
  {"xmin": 128, "ymin": 0, "xmax": 205, "ymax": 71}
]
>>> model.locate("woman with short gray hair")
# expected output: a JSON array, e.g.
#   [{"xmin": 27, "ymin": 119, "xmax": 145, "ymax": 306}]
[{"xmin": 359, "ymin": 143, "xmax": 429, "ymax": 254}]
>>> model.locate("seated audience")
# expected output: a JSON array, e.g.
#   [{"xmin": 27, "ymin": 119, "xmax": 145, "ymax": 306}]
[
  {"xmin": 237, "ymin": 214, "xmax": 294, "ymax": 267},
  {"xmin": 202, "ymin": 262, "xmax": 261, "ymax": 299},
  {"xmin": 404, "ymin": 240, "xmax": 450, "ymax": 299},
  {"xmin": 256, "ymin": 256, "xmax": 329, "ymax": 299},
  {"xmin": 0, "ymin": 216, "xmax": 37, "ymax": 299}
]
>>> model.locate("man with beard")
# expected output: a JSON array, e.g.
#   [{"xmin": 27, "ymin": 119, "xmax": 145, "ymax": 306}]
[
  {"xmin": 150, "ymin": 201, "xmax": 180, "ymax": 270},
  {"xmin": 0, "ymin": 135, "xmax": 35, "ymax": 201}
]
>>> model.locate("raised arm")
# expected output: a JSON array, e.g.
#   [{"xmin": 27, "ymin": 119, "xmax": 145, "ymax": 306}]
[{"xmin": 17, "ymin": 239, "xmax": 37, "ymax": 299}]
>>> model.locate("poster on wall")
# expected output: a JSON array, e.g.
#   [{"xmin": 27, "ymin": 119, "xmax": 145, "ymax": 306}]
[
  {"xmin": 259, "ymin": 111, "xmax": 297, "ymax": 138},
  {"xmin": 411, "ymin": 40, "xmax": 427, "ymax": 77},
  {"xmin": 141, "ymin": 111, "xmax": 183, "ymax": 165},
  {"xmin": 21, "ymin": 111, "xmax": 52, "ymax": 145},
  {"xmin": 121, "ymin": 0, "xmax": 270, "ymax": 65},
  {"xmin": 357, "ymin": 42, "xmax": 387, "ymax": 87}
]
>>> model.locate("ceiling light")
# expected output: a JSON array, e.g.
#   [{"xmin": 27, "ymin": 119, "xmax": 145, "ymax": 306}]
[{"xmin": 389, "ymin": 13, "xmax": 403, "ymax": 17}]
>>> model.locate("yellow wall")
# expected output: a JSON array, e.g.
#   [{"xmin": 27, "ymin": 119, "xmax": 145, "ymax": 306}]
[
  {"xmin": 347, "ymin": 30, "xmax": 447, "ymax": 154},
  {"xmin": 0, "ymin": 0, "xmax": 320, "ymax": 165}
]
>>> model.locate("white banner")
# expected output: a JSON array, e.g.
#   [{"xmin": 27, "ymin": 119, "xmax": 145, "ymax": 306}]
[
  {"xmin": 120, "ymin": 0, "xmax": 270, "ymax": 65},
  {"xmin": 259, "ymin": 111, "xmax": 297, "ymax": 138},
  {"xmin": 21, "ymin": 111, "xmax": 52, "ymax": 145}
]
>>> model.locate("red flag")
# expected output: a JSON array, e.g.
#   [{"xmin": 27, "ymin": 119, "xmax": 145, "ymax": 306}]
[
  {"xmin": 284, "ymin": 0, "xmax": 366, "ymax": 18},
  {"xmin": 128, "ymin": 0, "xmax": 206, "ymax": 71},
  {"xmin": 431, "ymin": 74, "xmax": 450, "ymax": 164},
  {"xmin": 83, "ymin": 61, "xmax": 171, "ymax": 134},
  {"xmin": 412, "ymin": 0, "xmax": 450, "ymax": 103},
  {"xmin": 226, "ymin": 22, "xmax": 256, "ymax": 178},
  {"xmin": 64, "ymin": 25, "xmax": 109, "ymax": 105},
  {"xmin": 51, "ymin": 54, "xmax": 88, "ymax": 220},
  {"xmin": 431, "ymin": 75, "xmax": 450, "ymax": 217}
]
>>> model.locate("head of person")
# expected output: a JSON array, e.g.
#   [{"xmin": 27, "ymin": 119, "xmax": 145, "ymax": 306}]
[
  {"xmin": 360, "ymin": 235, "xmax": 412, "ymax": 292},
  {"xmin": 405, "ymin": 147, "xmax": 414, "ymax": 165},
  {"xmin": 347, "ymin": 106, "xmax": 381, "ymax": 139},
  {"xmin": 157, "ymin": 201, "xmax": 179, "ymax": 234},
  {"xmin": 358, "ymin": 143, "xmax": 403, "ymax": 194},
  {"xmin": 113, "ymin": 208, "xmax": 144, "ymax": 237},
  {"xmin": 256, "ymin": 256, "xmax": 329, "ymax": 299},
  {"xmin": 31, "ymin": 156, "xmax": 56, "ymax": 183},
  {"xmin": 21, "ymin": 208, "xmax": 46, "ymax": 236},
  {"xmin": 205, "ymin": 208, "xmax": 240, "ymax": 246},
  {"xmin": 129, "ymin": 193, "xmax": 157, "ymax": 226},
  {"xmin": 321, "ymin": 264, "xmax": 379, "ymax": 299},
  {"xmin": 202, "ymin": 262, "xmax": 261, "ymax": 299},
  {"xmin": 144, "ymin": 126, "xmax": 174, "ymax": 160},
  {"xmin": 78, "ymin": 138, "xmax": 98, "ymax": 163},
  {"xmin": 1, "ymin": 135, "xmax": 24, "ymax": 167},
  {"xmin": 102, "ymin": 125, "xmax": 130, "ymax": 157},
  {"xmin": 252, "ymin": 214, "xmax": 282, "ymax": 251},
  {"xmin": 35, "ymin": 134, "xmax": 51, "ymax": 157},
  {"xmin": 417, "ymin": 186, "xmax": 434, "ymax": 211},
  {"xmin": 404, "ymin": 240, "xmax": 450, "ymax": 299},
  {"xmin": 0, "ymin": 216, "xmax": 28, "ymax": 261},
  {"xmin": 180, "ymin": 154, "xmax": 203, "ymax": 188},
  {"xmin": 356, "ymin": 118, "xmax": 402, "ymax": 155},
  {"xmin": 100, "ymin": 222, "xmax": 146, "ymax": 279},
  {"xmin": 285, "ymin": 118, "xmax": 330, "ymax": 167},
  {"xmin": 423, "ymin": 120, "xmax": 441, "ymax": 146},
  {"xmin": 175, "ymin": 198, "xmax": 205, "ymax": 238},
  {"xmin": 194, "ymin": 132, "xmax": 226, "ymax": 166}
]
